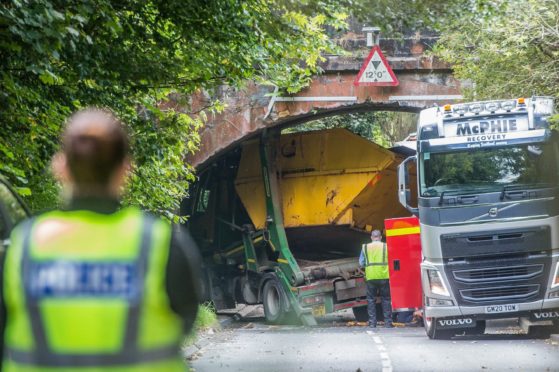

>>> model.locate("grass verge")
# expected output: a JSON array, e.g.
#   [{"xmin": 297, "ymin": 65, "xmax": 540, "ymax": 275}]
[{"xmin": 183, "ymin": 302, "xmax": 218, "ymax": 347}]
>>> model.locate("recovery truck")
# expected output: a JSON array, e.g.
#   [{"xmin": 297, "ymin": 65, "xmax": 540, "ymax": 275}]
[
  {"xmin": 397, "ymin": 97, "xmax": 559, "ymax": 338},
  {"xmin": 183, "ymin": 128, "xmax": 410, "ymax": 325}
]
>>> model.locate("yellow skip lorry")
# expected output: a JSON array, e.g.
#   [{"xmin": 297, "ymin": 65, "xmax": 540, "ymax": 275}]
[{"xmin": 183, "ymin": 128, "xmax": 412, "ymax": 324}]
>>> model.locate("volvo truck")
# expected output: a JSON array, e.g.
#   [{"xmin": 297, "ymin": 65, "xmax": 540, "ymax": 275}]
[{"xmin": 398, "ymin": 97, "xmax": 559, "ymax": 338}]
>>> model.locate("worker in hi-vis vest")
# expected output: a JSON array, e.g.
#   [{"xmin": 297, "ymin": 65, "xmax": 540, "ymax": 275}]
[
  {"xmin": 359, "ymin": 229, "xmax": 393, "ymax": 329},
  {"xmin": 1, "ymin": 108, "xmax": 201, "ymax": 371}
]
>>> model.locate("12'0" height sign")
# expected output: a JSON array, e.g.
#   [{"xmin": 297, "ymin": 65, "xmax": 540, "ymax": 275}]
[{"xmin": 354, "ymin": 45, "xmax": 399, "ymax": 87}]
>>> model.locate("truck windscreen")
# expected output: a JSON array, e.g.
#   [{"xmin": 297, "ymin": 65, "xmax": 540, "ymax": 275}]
[{"xmin": 420, "ymin": 139, "xmax": 559, "ymax": 197}]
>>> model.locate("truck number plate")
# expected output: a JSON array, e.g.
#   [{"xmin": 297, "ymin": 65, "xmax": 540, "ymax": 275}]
[
  {"xmin": 312, "ymin": 304, "xmax": 326, "ymax": 317},
  {"xmin": 485, "ymin": 304, "xmax": 519, "ymax": 314}
]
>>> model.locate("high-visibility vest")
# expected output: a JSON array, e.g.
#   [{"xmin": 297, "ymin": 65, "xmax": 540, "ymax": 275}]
[
  {"xmin": 362, "ymin": 241, "xmax": 389, "ymax": 280},
  {"xmin": 3, "ymin": 207, "xmax": 185, "ymax": 372}
]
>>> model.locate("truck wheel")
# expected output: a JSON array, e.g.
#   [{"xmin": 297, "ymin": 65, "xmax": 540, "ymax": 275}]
[
  {"xmin": 262, "ymin": 279, "xmax": 287, "ymax": 324},
  {"xmin": 424, "ymin": 316, "xmax": 454, "ymax": 340},
  {"xmin": 463, "ymin": 320, "xmax": 486, "ymax": 336},
  {"xmin": 352, "ymin": 306, "xmax": 369, "ymax": 322}
]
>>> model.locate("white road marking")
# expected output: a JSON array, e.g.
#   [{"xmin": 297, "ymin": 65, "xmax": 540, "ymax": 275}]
[{"xmin": 366, "ymin": 332, "xmax": 393, "ymax": 372}]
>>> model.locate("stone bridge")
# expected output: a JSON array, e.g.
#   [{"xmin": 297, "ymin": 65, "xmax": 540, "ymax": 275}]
[{"xmin": 187, "ymin": 28, "xmax": 464, "ymax": 168}]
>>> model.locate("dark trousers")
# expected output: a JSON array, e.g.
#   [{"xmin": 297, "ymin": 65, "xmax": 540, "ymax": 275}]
[{"xmin": 366, "ymin": 279, "xmax": 392, "ymax": 326}]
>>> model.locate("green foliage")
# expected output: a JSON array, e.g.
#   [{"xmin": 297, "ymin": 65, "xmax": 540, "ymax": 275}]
[
  {"xmin": 338, "ymin": 0, "xmax": 500, "ymax": 34},
  {"xmin": 0, "ymin": 0, "xmax": 348, "ymax": 218},
  {"xmin": 286, "ymin": 111, "xmax": 417, "ymax": 146},
  {"xmin": 24, "ymin": 175, "xmax": 61, "ymax": 213},
  {"xmin": 122, "ymin": 102, "xmax": 204, "ymax": 222},
  {"xmin": 434, "ymin": 0, "xmax": 559, "ymax": 102}
]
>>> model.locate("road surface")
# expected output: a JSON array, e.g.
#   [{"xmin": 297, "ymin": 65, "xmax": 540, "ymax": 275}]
[{"xmin": 189, "ymin": 310, "xmax": 559, "ymax": 372}]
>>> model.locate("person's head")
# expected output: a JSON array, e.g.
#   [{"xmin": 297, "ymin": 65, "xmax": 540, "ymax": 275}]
[
  {"xmin": 52, "ymin": 107, "xmax": 130, "ymax": 199},
  {"xmin": 371, "ymin": 229, "xmax": 382, "ymax": 241}
]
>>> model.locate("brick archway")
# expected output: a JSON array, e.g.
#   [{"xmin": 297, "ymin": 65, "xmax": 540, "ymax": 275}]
[{"xmin": 188, "ymin": 30, "xmax": 463, "ymax": 168}]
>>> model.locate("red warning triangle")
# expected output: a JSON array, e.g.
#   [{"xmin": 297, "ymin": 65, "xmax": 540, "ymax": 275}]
[{"xmin": 354, "ymin": 45, "xmax": 399, "ymax": 87}]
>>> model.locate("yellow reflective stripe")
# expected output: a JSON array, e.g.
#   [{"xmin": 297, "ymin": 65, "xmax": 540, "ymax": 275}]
[
  {"xmin": 268, "ymin": 240, "xmax": 277, "ymax": 251},
  {"xmin": 386, "ymin": 226, "xmax": 420, "ymax": 237},
  {"xmin": 247, "ymin": 258, "xmax": 256, "ymax": 263},
  {"xmin": 277, "ymin": 258, "xmax": 289, "ymax": 264},
  {"xmin": 224, "ymin": 245, "xmax": 244, "ymax": 257},
  {"xmin": 226, "ymin": 237, "xmax": 263, "ymax": 257}
]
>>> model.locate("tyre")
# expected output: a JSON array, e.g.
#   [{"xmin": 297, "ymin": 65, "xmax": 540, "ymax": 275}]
[
  {"xmin": 262, "ymin": 279, "xmax": 288, "ymax": 324},
  {"xmin": 424, "ymin": 316, "xmax": 455, "ymax": 340},
  {"xmin": 463, "ymin": 320, "xmax": 486, "ymax": 336},
  {"xmin": 352, "ymin": 306, "xmax": 369, "ymax": 322}
]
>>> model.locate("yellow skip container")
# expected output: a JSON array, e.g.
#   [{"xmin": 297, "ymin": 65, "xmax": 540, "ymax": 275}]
[{"xmin": 235, "ymin": 128, "xmax": 411, "ymax": 232}]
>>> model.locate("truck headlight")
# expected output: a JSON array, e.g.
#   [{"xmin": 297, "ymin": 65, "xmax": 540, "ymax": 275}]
[
  {"xmin": 500, "ymin": 100, "xmax": 516, "ymax": 111},
  {"xmin": 485, "ymin": 102, "xmax": 500, "ymax": 113},
  {"xmin": 427, "ymin": 269, "xmax": 450, "ymax": 297},
  {"xmin": 453, "ymin": 105, "xmax": 467, "ymax": 115},
  {"xmin": 427, "ymin": 298, "xmax": 454, "ymax": 306},
  {"xmin": 552, "ymin": 262, "xmax": 559, "ymax": 289},
  {"xmin": 468, "ymin": 103, "xmax": 483, "ymax": 114}
]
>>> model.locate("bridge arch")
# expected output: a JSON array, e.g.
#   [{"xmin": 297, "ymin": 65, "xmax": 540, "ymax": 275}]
[{"xmin": 187, "ymin": 30, "xmax": 463, "ymax": 168}]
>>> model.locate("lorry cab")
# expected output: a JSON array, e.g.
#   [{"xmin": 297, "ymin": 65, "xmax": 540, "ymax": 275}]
[{"xmin": 399, "ymin": 97, "xmax": 559, "ymax": 338}]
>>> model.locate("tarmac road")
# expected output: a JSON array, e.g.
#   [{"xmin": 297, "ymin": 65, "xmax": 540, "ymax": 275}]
[{"xmin": 189, "ymin": 310, "xmax": 559, "ymax": 372}]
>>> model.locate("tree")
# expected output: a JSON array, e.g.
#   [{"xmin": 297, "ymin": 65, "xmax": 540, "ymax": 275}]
[
  {"xmin": 338, "ymin": 0, "xmax": 500, "ymax": 34},
  {"xmin": 0, "ymin": 0, "xmax": 347, "ymax": 218},
  {"xmin": 434, "ymin": 0, "xmax": 559, "ymax": 103}
]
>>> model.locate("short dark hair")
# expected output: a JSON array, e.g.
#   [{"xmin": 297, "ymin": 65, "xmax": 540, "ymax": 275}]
[{"xmin": 62, "ymin": 107, "xmax": 129, "ymax": 194}]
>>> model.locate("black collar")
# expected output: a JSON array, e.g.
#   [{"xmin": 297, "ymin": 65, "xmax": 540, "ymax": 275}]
[{"xmin": 65, "ymin": 197, "xmax": 120, "ymax": 214}]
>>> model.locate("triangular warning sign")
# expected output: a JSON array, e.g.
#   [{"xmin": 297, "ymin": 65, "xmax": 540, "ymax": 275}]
[{"xmin": 354, "ymin": 45, "xmax": 399, "ymax": 86}]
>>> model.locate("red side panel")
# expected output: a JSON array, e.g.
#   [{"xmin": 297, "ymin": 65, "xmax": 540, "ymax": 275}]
[{"xmin": 384, "ymin": 217, "xmax": 422, "ymax": 310}]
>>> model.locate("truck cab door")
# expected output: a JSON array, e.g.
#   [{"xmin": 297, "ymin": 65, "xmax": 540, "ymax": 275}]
[{"xmin": 385, "ymin": 216, "xmax": 422, "ymax": 311}]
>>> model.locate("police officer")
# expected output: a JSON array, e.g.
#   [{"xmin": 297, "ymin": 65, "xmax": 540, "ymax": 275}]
[
  {"xmin": 1, "ymin": 108, "xmax": 201, "ymax": 371},
  {"xmin": 359, "ymin": 229, "xmax": 393, "ymax": 329}
]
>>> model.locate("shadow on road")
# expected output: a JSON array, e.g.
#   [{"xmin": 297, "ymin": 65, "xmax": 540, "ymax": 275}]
[{"xmin": 219, "ymin": 308, "xmax": 556, "ymax": 343}]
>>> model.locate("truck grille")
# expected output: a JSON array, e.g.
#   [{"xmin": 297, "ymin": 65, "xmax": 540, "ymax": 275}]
[
  {"xmin": 460, "ymin": 284, "xmax": 540, "ymax": 302},
  {"xmin": 453, "ymin": 264, "xmax": 544, "ymax": 283},
  {"xmin": 444, "ymin": 253, "xmax": 551, "ymax": 306}
]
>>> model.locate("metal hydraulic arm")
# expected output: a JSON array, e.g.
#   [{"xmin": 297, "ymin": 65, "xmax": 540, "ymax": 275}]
[{"xmin": 259, "ymin": 131, "xmax": 316, "ymax": 326}]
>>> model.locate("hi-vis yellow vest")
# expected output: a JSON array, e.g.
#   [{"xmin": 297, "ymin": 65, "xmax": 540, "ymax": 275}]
[
  {"xmin": 362, "ymin": 241, "xmax": 389, "ymax": 280},
  {"xmin": 3, "ymin": 207, "xmax": 185, "ymax": 372}
]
